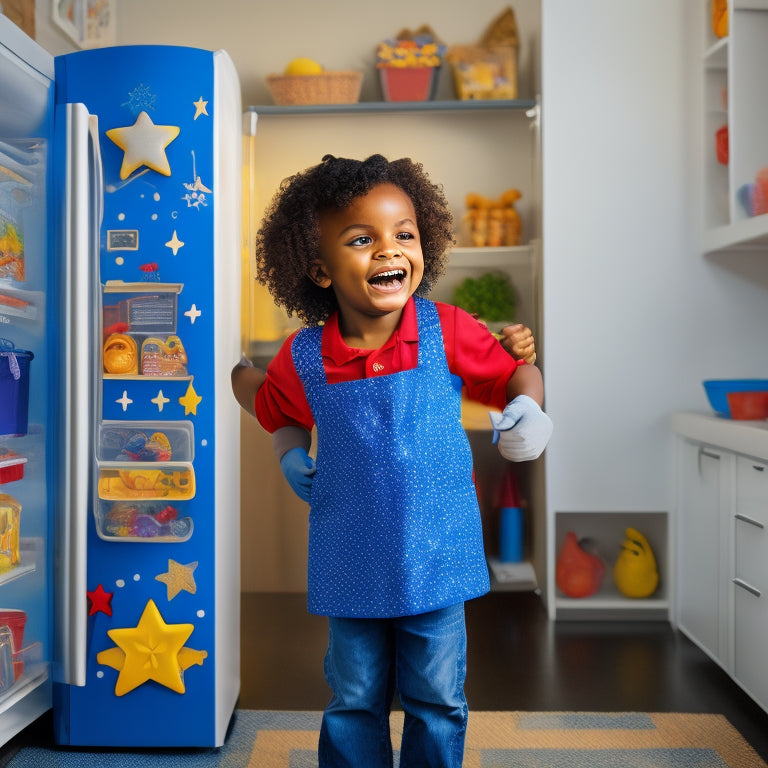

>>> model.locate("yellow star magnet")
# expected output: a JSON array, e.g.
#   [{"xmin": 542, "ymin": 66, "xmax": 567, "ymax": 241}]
[
  {"xmin": 106, "ymin": 111, "xmax": 180, "ymax": 180},
  {"xmin": 156, "ymin": 559, "xmax": 198, "ymax": 600},
  {"xmin": 179, "ymin": 381, "xmax": 202, "ymax": 415},
  {"xmin": 96, "ymin": 599, "xmax": 207, "ymax": 696}
]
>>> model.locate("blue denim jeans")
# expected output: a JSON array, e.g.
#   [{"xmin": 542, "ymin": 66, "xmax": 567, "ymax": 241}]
[{"xmin": 318, "ymin": 602, "xmax": 468, "ymax": 768}]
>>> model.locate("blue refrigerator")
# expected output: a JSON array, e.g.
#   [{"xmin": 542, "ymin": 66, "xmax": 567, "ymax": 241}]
[{"xmin": 0, "ymin": 16, "xmax": 241, "ymax": 748}]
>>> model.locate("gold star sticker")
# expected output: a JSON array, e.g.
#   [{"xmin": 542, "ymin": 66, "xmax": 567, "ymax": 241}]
[
  {"xmin": 193, "ymin": 96, "xmax": 208, "ymax": 120},
  {"xmin": 96, "ymin": 599, "xmax": 201, "ymax": 696},
  {"xmin": 165, "ymin": 230, "xmax": 184, "ymax": 255},
  {"xmin": 156, "ymin": 559, "xmax": 198, "ymax": 601},
  {"xmin": 106, "ymin": 111, "xmax": 180, "ymax": 180},
  {"xmin": 179, "ymin": 381, "xmax": 202, "ymax": 415}
]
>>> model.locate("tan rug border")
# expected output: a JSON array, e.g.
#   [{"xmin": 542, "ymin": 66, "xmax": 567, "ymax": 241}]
[{"xmin": 248, "ymin": 711, "xmax": 768, "ymax": 768}]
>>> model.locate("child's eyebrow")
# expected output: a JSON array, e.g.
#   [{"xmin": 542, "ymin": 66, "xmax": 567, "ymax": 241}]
[{"xmin": 337, "ymin": 218, "xmax": 417, "ymax": 237}]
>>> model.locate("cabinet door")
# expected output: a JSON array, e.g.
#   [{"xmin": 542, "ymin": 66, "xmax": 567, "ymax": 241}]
[
  {"xmin": 676, "ymin": 440, "xmax": 722, "ymax": 661},
  {"xmin": 733, "ymin": 458, "xmax": 768, "ymax": 710}
]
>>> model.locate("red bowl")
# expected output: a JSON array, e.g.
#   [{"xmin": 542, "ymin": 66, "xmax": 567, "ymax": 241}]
[{"xmin": 727, "ymin": 391, "xmax": 768, "ymax": 420}]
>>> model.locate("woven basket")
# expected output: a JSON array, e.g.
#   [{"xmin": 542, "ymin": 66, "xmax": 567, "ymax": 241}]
[{"xmin": 266, "ymin": 71, "xmax": 363, "ymax": 106}]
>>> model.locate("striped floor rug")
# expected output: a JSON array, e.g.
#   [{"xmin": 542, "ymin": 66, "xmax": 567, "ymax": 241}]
[{"xmin": 4, "ymin": 711, "xmax": 766, "ymax": 767}]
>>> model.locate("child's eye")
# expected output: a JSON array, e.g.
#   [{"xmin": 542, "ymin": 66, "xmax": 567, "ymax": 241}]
[
  {"xmin": 396, "ymin": 232, "xmax": 415, "ymax": 241},
  {"xmin": 348, "ymin": 235, "xmax": 372, "ymax": 246}
]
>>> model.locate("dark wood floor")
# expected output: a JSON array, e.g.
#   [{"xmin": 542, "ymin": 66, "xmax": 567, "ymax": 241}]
[
  {"xmin": 241, "ymin": 590, "xmax": 768, "ymax": 762},
  {"xmin": 3, "ymin": 589, "xmax": 767, "ymax": 763}
]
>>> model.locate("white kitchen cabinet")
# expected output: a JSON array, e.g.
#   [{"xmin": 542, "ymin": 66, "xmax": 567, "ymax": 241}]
[
  {"xmin": 673, "ymin": 413, "xmax": 768, "ymax": 715},
  {"xmin": 733, "ymin": 456, "xmax": 768, "ymax": 711},
  {"xmin": 702, "ymin": 0, "xmax": 768, "ymax": 253},
  {"xmin": 675, "ymin": 440, "xmax": 729, "ymax": 663}
]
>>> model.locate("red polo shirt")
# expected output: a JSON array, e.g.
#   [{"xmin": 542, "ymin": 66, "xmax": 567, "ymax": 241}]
[{"xmin": 255, "ymin": 298, "xmax": 523, "ymax": 433}]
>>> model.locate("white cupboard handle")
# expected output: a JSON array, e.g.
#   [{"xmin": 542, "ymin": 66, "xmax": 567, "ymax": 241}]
[
  {"xmin": 733, "ymin": 578, "xmax": 761, "ymax": 598},
  {"xmin": 735, "ymin": 513, "xmax": 765, "ymax": 530}
]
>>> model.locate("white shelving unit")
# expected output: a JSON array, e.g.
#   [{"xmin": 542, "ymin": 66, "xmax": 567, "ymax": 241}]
[{"xmin": 702, "ymin": 0, "xmax": 768, "ymax": 253}]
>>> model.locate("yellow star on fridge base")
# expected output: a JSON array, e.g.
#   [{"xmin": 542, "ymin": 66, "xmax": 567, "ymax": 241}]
[
  {"xmin": 179, "ymin": 381, "xmax": 202, "ymax": 415},
  {"xmin": 96, "ymin": 599, "xmax": 198, "ymax": 696},
  {"xmin": 106, "ymin": 111, "xmax": 180, "ymax": 180},
  {"xmin": 156, "ymin": 559, "xmax": 198, "ymax": 600}
]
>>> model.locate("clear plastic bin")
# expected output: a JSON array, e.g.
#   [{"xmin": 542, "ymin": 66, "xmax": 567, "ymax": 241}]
[{"xmin": 98, "ymin": 421, "xmax": 194, "ymax": 463}]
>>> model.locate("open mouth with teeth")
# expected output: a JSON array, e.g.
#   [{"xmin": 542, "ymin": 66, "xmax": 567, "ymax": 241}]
[{"xmin": 368, "ymin": 268, "xmax": 407, "ymax": 291}]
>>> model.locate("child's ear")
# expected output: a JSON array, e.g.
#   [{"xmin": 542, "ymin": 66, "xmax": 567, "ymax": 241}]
[{"xmin": 308, "ymin": 259, "xmax": 332, "ymax": 288}]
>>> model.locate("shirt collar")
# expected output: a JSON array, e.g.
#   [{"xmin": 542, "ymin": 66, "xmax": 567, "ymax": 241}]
[{"xmin": 321, "ymin": 296, "xmax": 419, "ymax": 365}]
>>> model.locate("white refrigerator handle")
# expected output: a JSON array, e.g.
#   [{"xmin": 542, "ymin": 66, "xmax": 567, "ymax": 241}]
[{"xmin": 55, "ymin": 103, "xmax": 102, "ymax": 687}]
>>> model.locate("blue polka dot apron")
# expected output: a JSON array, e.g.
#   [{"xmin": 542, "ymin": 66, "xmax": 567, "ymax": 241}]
[{"xmin": 292, "ymin": 296, "xmax": 490, "ymax": 618}]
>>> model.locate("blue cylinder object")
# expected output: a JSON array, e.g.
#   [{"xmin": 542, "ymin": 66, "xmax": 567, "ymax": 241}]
[{"xmin": 500, "ymin": 506, "xmax": 524, "ymax": 562}]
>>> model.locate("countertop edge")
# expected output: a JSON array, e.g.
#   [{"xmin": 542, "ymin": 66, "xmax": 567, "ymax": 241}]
[{"xmin": 672, "ymin": 410, "xmax": 768, "ymax": 460}]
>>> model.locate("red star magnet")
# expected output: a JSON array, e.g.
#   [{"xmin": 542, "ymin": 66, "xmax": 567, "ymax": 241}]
[{"xmin": 87, "ymin": 583, "xmax": 114, "ymax": 616}]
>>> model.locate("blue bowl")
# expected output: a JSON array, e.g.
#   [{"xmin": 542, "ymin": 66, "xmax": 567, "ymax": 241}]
[{"xmin": 703, "ymin": 379, "xmax": 768, "ymax": 418}]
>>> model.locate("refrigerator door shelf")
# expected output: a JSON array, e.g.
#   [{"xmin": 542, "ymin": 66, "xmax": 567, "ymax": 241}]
[
  {"xmin": 98, "ymin": 420, "xmax": 194, "ymax": 463},
  {"xmin": 0, "ymin": 538, "xmax": 39, "ymax": 588},
  {"xmin": 0, "ymin": 640, "xmax": 46, "ymax": 713},
  {"xmin": 97, "ymin": 463, "xmax": 196, "ymax": 501},
  {"xmin": 102, "ymin": 282, "xmax": 183, "ymax": 335},
  {"xmin": 96, "ymin": 499, "xmax": 193, "ymax": 543}
]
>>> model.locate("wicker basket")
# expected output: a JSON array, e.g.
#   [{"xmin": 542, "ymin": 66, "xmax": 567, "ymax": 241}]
[{"xmin": 266, "ymin": 71, "xmax": 363, "ymax": 106}]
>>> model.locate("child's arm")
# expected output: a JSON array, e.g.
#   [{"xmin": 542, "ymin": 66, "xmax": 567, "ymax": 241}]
[
  {"xmin": 489, "ymin": 360, "xmax": 551, "ymax": 462},
  {"xmin": 231, "ymin": 355, "xmax": 316, "ymax": 501},
  {"xmin": 231, "ymin": 356, "xmax": 266, "ymax": 416}
]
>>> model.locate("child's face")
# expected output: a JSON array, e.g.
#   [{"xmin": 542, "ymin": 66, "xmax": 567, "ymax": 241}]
[{"xmin": 312, "ymin": 183, "xmax": 424, "ymax": 328}]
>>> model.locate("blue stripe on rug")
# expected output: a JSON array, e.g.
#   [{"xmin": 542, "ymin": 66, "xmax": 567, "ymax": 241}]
[
  {"xmin": 480, "ymin": 749, "xmax": 730, "ymax": 767},
  {"xmin": 4, "ymin": 710, "xmax": 263, "ymax": 767},
  {"xmin": 518, "ymin": 712, "xmax": 656, "ymax": 730}
]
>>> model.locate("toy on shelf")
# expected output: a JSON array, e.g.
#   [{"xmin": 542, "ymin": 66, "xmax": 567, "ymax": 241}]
[
  {"xmin": 555, "ymin": 531, "xmax": 605, "ymax": 598},
  {"xmin": 140, "ymin": 335, "xmax": 188, "ymax": 377},
  {"xmin": 376, "ymin": 25, "xmax": 446, "ymax": 102},
  {"xmin": 712, "ymin": 0, "xmax": 728, "ymax": 38},
  {"xmin": 103, "ymin": 332, "xmax": 138, "ymax": 375},
  {"xmin": 446, "ymin": 6, "xmax": 518, "ymax": 101},
  {"xmin": 715, "ymin": 125, "xmax": 728, "ymax": 165},
  {"xmin": 737, "ymin": 168, "xmax": 768, "ymax": 218},
  {"xmin": 613, "ymin": 527, "xmax": 659, "ymax": 598},
  {"xmin": 497, "ymin": 466, "xmax": 524, "ymax": 562},
  {"xmin": 463, "ymin": 190, "xmax": 522, "ymax": 247}
]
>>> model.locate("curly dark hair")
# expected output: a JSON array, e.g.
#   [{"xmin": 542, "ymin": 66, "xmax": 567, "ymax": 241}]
[{"xmin": 254, "ymin": 153, "xmax": 455, "ymax": 325}]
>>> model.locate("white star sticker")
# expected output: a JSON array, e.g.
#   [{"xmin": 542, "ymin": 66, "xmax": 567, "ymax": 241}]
[
  {"xmin": 165, "ymin": 230, "xmax": 184, "ymax": 256},
  {"xmin": 116, "ymin": 390, "xmax": 133, "ymax": 411},
  {"xmin": 184, "ymin": 304, "xmax": 201, "ymax": 324},
  {"xmin": 152, "ymin": 390, "xmax": 170, "ymax": 412},
  {"xmin": 193, "ymin": 97, "xmax": 208, "ymax": 120}
]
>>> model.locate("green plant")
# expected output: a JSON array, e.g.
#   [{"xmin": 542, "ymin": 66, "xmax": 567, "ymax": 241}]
[{"xmin": 451, "ymin": 271, "xmax": 516, "ymax": 322}]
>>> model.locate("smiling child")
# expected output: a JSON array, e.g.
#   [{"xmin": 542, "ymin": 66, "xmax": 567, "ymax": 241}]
[{"xmin": 231, "ymin": 154, "xmax": 552, "ymax": 768}]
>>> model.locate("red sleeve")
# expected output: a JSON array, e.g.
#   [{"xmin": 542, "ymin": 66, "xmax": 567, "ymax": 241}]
[
  {"xmin": 436, "ymin": 302, "xmax": 523, "ymax": 411},
  {"xmin": 254, "ymin": 331, "xmax": 315, "ymax": 433}
]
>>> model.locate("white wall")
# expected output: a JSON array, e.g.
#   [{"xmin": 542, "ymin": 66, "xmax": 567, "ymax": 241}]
[{"xmin": 541, "ymin": 0, "xmax": 768, "ymax": 518}]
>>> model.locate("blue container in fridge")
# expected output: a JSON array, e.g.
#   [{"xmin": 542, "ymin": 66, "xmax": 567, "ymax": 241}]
[{"xmin": 0, "ymin": 339, "xmax": 33, "ymax": 436}]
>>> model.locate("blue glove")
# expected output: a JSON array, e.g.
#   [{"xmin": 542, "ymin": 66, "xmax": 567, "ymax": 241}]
[
  {"xmin": 279, "ymin": 446, "xmax": 316, "ymax": 502},
  {"xmin": 489, "ymin": 394, "xmax": 553, "ymax": 462}
]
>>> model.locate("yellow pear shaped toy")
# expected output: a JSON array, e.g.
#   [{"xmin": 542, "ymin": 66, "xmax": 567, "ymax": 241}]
[{"xmin": 613, "ymin": 527, "xmax": 659, "ymax": 598}]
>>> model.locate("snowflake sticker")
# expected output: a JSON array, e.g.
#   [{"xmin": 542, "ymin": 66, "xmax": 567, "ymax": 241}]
[{"xmin": 122, "ymin": 83, "xmax": 156, "ymax": 116}]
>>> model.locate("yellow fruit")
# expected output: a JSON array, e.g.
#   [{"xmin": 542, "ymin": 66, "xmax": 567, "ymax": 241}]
[{"xmin": 284, "ymin": 57, "xmax": 323, "ymax": 76}]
